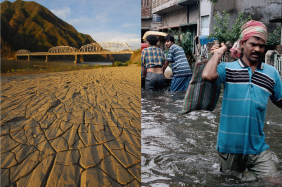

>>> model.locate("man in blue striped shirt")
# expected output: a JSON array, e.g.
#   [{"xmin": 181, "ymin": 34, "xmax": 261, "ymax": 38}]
[
  {"xmin": 163, "ymin": 35, "xmax": 192, "ymax": 91},
  {"xmin": 202, "ymin": 20, "xmax": 282, "ymax": 180}
]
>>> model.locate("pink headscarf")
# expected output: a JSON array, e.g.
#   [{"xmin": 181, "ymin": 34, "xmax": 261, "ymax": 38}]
[{"xmin": 230, "ymin": 20, "xmax": 268, "ymax": 59}]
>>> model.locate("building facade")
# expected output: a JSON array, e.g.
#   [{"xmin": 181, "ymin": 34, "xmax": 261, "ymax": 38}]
[
  {"xmin": 141, "ymin": 0, "xmax": 153, "ymax": 42},
  {"xmin": 151, "ymin": 0, "xmax": 199, "ymax": 40},
  {"xmin": 141, "ymin": 0, "xmax": 282, "ymax": 46}
]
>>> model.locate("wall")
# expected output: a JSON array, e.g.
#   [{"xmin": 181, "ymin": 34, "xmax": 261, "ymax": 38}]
[
  {"xmin": 200, "ymin": 0, "xmax": 212, "ymax": 35},
  {"xmin": 142, "ymin": 19, "xmax": 152, "ymax": 29},
  {"xmin": 142, "ymin": 0, "xmax": 152, "ymax": 17},
  {"xmin": 212, "ymin": 0, "xmax": 282, "ymax": 33},
  {"xmin": 141, "ymin": 0, "xmax": 153, "ymax": 40},
  {"xmin": 159, "ymin": 4, "xmax": 199, "ymax": 27},
  {"xmin": 189, "ymin": 3, "xmax": 199, "ymax": 23},
  {"xmin": 161, "ymin": 8, "xmax": 187, "ymax": 27},
  {"xmin": 200, "ymin": 0, "xmax": 211, "ymax": 17}
]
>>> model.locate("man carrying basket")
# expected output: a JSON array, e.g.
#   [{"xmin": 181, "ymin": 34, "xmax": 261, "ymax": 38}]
[{"xmin": 202, "ymin": 20, "xmax": 282, "ymax": 180}]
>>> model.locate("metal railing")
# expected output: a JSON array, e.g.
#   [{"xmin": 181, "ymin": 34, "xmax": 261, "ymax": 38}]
[
  {"xmin": 274, "ymin": 54, "xmax": 282, "ymax": 77},
  {"xmin": 17, "ymin": 49, "xmax": 30, "ymax": 54},
  {"xmin": 152, "ymin": 0, "xmax": 171, "ymax": 9}
]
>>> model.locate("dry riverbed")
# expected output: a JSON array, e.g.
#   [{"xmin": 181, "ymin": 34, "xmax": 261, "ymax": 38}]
[{"xmin": 1, "ymin": 66, "xmax": 141, "ymax": 186}]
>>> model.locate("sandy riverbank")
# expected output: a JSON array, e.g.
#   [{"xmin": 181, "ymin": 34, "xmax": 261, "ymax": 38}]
[{"xmin": 1, "ymin": 66, "xmax": 141, "ymax": 186}]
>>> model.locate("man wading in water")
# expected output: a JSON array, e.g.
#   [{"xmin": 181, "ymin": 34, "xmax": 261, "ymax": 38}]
[
  {"xmin": 202, "ymin": 20, "xmax": 282, "ymax": 180},
  {"xmin": 141, "ymin": 35, "xmax": 165, "ymax": 90},
  {"xmin": 163, "ymin": 35, "xmax": 192, "ymax": 91}
]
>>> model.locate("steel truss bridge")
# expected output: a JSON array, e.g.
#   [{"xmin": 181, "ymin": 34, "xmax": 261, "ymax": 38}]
[{"xmin": 16, "ymin": 42, "xmax": 133, "ymax": 63}]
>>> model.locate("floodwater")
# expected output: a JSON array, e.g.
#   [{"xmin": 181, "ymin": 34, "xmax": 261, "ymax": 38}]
[
  {"xmin": 1, "ymin": 59, "xmax": 112, "ymax": 73},
  {"xmin": 141, "ymin": 89, "xmax": 282, "ymax": 186}
]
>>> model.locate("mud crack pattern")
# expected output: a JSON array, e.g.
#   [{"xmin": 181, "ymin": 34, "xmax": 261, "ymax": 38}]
[{"xmin": 1, "ymin": 67, "xmax": 141, "ymax": 187}]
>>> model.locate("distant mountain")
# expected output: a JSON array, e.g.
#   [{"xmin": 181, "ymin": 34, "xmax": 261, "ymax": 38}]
[{"xmin": 1, "ymin": 0, "xmax": 96, "ymax": 58}]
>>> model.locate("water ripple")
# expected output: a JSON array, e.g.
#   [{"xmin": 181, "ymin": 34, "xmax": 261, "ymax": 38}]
[{"xmin": 141, "ymin": 90, "xmax": 282, "ymax": 186}]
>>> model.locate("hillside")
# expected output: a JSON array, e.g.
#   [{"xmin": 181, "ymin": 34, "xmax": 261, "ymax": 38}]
[
  {"xmin": 1, "ymin": 0, "xmax": 96, "ymax": 58},
  {"xmin": 130, "ymin": 49, "xmax": 141, "ymax": 63}
]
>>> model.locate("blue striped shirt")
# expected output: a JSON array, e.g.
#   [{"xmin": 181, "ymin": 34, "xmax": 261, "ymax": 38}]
[
  {"xmin": 166, "ymin": 44, "xmax": 192, "ymax": 77},
  {"xmin": 215, "ymin": 59, "xmax": 282, "ymax": 155}
]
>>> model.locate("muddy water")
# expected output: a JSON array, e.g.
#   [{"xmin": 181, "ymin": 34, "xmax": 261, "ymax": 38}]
[{"xmin": 141, "ymin": 89, "xmax": 282, "ymax": 186}]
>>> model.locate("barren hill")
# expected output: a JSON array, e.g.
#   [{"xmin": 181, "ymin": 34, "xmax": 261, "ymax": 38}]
[{"xmin": 1, "ymin": 0, "xmax": 96, "ymax": 58}]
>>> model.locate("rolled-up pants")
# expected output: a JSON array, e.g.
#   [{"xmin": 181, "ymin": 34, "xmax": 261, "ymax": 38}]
[{"xmin": 145, "ymin": 72, "xmax": 164, "ymax": 91}]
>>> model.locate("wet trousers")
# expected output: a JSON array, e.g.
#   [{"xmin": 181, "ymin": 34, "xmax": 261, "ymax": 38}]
[
  {"xmin": 145, "ymin": 72, "xmax": 164, "ymax": 91},
  {"xmin": 218, "ymin": 149, "xmax": 277, "ymax": 179}
]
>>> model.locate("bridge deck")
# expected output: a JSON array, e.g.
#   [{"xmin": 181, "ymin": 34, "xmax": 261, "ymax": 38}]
[{"xmin": 16, "ymin": 51, "xmax": 133, "ymax": 56}]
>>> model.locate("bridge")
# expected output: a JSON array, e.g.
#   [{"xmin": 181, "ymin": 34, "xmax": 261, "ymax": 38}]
[{"xmin": 16, "ymin": 42, "xmax": 133, "ymax": 63}]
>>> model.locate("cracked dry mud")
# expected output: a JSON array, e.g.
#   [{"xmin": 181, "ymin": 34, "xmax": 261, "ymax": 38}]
[{"xmin": 1, "ymin": 66, "xmax": 141, "ymax": 187}]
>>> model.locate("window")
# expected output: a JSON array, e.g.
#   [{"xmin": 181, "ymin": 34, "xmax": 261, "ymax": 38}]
[
  {"xmin": 142, "ymin": 0, "xmax": 150, "ymax": 7},
  {"xmin": 201, "ymin": 16, "xmax": 209, "ymax": 35}
]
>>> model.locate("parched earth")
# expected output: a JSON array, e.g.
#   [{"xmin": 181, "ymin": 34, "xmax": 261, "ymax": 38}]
[{"xmin": 1, "ymin": 66, "xmax": 141, "ymax": 186}]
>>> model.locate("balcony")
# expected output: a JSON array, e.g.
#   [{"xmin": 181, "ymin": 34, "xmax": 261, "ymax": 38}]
[
  {"xmin": 178, "ymin": 0, "xmax": 199, "ymax": 6},
  {"xmin": 142, "ymin": 24, "xmax": 151, "ymax": 30},
  {"xmin": 151, "ymin": 22, "xmax": 164, "ymax": 30},
  {"xmin": 152, "ymin": 0, "xmax": 182, "ymax": 14}
]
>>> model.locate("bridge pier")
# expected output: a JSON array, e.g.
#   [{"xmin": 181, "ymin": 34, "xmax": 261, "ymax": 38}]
[
  {"xmin": 74, "ymin": 55, "xmax": 81, "ymax": 63},
  {"xmin": 45, "ymin": 55, "xmax": 50, "ymax": 62}
]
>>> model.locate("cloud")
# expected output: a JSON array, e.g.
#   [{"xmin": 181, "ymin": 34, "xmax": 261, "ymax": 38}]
[
  {"xmin": 94, "ymin": 13, "xmax": 111, "ymax": 23},
  {"xmin": 71, "ymin": 16, "xmax": 141, "ymax": 50},
  {"xmin": 3, "ymin": 0, "xmax": 141, "ymax": 50},
  {"xmin": 85, "ymin": 31, "xmax": 141, "ymax": 50},
  {"xmin": 122, "ymin": 23, "xmax": 132, "ymax": 28},
  {"xmin": 50, "ymin": 7, "xmax": 71, "ymax": 20},
  {"xmin": 68, "ymin": 17, "xmax": 91, "ymax": 26}
]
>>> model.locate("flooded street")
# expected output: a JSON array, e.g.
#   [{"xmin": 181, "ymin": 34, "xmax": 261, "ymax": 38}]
[{"xmin": 141, "ymin": 89, "xmax": 282, "ymax": 186}]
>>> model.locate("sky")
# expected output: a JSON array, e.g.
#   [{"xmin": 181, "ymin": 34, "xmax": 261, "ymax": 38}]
[{"xmin": 2, "ymin": 0, "xmax": 141, "ymax": 50}]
